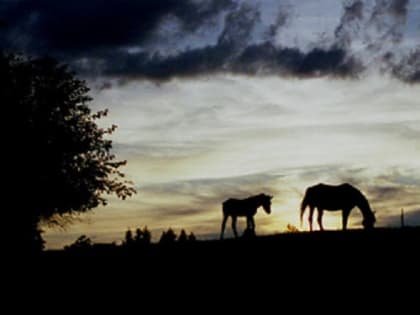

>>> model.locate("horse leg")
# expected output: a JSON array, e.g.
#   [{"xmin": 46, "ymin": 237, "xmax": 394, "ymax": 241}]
[
  {"xmin": 231, "ymin": 216, "xmax": 238, "ymax": 238},
  {"xmin": 308, "ymin": 206, "xmax": 315, "ymax": 231},
  {"xmin": 220, "ymin": 214, "xmax": 228, "ymax": 239},
  {"xmin": 317, "ymin": 208, "xmax": 324, "ymax": 231},
  {"xmin": 246, "ymin": 216, "xmax": 255, "ymax": 230},
  {"xmin": 342, "ymin": 209, "xmax": 351, "ymax": 230},
  {"xmin": 246, "ymin": 216, "xmax": 251, "ymax": 230}
]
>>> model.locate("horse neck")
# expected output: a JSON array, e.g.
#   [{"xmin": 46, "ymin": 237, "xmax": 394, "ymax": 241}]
[
  {"xmin": 248, "ymin": 195, "xmax": 264, "ymax": 209},
  {"xmin": 356, "ymin": 194, "xmax": 373, "ymax": 219}
]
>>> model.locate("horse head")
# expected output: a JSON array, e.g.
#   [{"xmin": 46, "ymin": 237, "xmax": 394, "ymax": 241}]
[
  {"xmin": 362, "ymin": 211, "xmax": 376, "ymax": 229},
  {"xmin": 260, "ymin": 194, "xmax": 273, "ymax": 214}
]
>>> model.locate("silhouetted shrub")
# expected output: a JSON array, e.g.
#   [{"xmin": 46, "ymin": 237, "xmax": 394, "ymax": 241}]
[{"xmin": 286, "ymin": 224, "xmax": 300, "ymax": 233}]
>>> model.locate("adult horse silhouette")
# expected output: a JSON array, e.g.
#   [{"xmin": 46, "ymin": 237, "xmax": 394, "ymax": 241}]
[
  {"xmin": 300, "ymin": 183, "xmax": 375, "ymax": 231},
  {"xmin": 220, "ymin": 193, "xmax": 272, "ymax": 239}
]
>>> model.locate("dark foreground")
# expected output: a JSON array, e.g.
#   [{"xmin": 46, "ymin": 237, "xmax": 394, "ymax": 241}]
[
  {"xmin": 14, "ymin": 227, "xmax": 420, "ymax": 299},
  {"xmin": 12, "ymin": 228, "xmax": 418, "ymax": 306},
  {"xmin": 37, "ymin": 227, "xmax": 419, "ymax": 270}
]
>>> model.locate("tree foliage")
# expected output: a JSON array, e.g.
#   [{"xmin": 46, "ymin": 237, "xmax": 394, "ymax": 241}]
[
  {"xmin": 1, "ymin": 53, "xmax": 135, "ymax": 251},
  {"xmin": 159, "ymin": 228, "xmax": 177, "ymax": 245}
]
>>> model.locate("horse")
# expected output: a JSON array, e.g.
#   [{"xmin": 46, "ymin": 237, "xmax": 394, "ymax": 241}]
[
  {"xmin": 300, "ymin": 183, "xmax": 376, "ymax": 231},
  {"xmin": 220, "ymin": 193, "xmax": 272, "ymax": 239}
]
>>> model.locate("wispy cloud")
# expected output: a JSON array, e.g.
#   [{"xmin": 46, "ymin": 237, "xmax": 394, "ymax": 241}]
[
  {"xmin": 380, "ymin": 208, "xmax": 420, "ymax": 226},
  {"xmin": 139, "ymin": 172, "xmax": 282, "ymax": 206}
]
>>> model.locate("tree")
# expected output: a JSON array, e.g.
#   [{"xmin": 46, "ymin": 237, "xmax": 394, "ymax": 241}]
[
  {"xmin": 159, "ymin": 228, "xmax": 177, "ymax": 245},
  {"xmin": 124, "ymin": 229, "xmax": 134, "ymax": 247},
  {"xmin": 140, "ymin": 226, "xmax": 151, "ymax": 245},
  {"xmin": 1, "ymin": 53, "xmax": 136, "ymax": 251},
  {"xmin": 188, "ymin": 232, "xmax": 196, "ymax": 242},
  {"xmin": 178, "ymin": 229, "xmax": 188, "ymax": 243},
  {"xmin": 134, "ymin": 226, "xmax": 151, "ymax": 246}
]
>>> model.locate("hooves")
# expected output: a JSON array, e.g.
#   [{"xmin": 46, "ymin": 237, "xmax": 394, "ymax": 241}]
[
  {"xmin": 242, "ymin": 227, "xmax": 256, "ymax": 239},
  {"xmin": 220, "ymin": 228, "xmax": 256, "ymax": 240}
]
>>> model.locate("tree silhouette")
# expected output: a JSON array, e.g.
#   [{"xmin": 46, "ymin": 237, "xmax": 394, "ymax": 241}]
[
  {"xmin": 2, "ymin": 53, "xmax": 135, "ymax": 252},
  {"xmin": 124, "ymin": 229, "xmax": 134, "ymax": 247},
  {"xmin": 135, "ymin": 226, "xmax": 151, "ymax": 245},
  {"xmin": 159, "ymin": 228, "xmax": 177, "ymax": 245},
  {"xmin": 178, "ymin": 229, "xmax": 188, "ymax": 243},
  {"xmin": 188, "ymin": 232, "xmax": 196, "ymax": 242},
  {"xmin": 141, "ymin": 226, "xmax": 151, "ymax": 245}
]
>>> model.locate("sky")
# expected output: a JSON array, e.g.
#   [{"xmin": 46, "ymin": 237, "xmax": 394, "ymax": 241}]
[{"xmin": 1, "ymin": 0, "xmax": 419, "ymax": 248}]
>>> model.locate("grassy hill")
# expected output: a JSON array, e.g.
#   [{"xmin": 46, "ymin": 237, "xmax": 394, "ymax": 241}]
[
  {"xmin": 22, "ymin": 227, "xmax": 418, "ymax": 289},
  {"xmin": 40, "ymin": 227, "xmax": 419, "ymax": 264}
]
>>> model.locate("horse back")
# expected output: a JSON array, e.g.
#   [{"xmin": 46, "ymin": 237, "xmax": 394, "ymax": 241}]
[
  {"xmin": 307, "ymin": 183, "xmax": 361, "ymax": 210},
  {"xmin": 222, "ymin": 198, "xmax": 256, "ymax": 217}
]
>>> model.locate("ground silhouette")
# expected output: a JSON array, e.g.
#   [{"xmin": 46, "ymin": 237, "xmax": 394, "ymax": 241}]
[{"xmin": 38, "ymin": 227, "xmax": 419, "ymax": 277}]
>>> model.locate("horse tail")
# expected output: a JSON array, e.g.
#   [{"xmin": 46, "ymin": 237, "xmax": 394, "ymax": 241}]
[{"xmin": 300, "ymin": 190, "xmax": 310, "ymax": 227}]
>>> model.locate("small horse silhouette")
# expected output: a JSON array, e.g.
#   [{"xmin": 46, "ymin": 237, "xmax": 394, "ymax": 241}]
[
  {"xmin": 220, "ymin": 193, "xmax": 272, "ymax": 239},
  {"xmin": 300, "ymin": 183, "xmax": 376, "ymax": 231}
]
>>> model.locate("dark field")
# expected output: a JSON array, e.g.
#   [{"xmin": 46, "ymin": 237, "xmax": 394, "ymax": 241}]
[
  {"xmin": 38, "ymin": 227, "xmax": 419, "ymax": 270},
  {"xmin": 16, "ymin": 227, "xmax": 418, "ymax": 297}
]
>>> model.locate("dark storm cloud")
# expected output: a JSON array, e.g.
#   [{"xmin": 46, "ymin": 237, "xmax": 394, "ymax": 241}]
[
  {"xmin": 368, "ymin": 0, "xmax": 409, "ymax": 45},
  {"xmin": 97, "ymin": 42, "xmax": 361, "ymax": 81},
  {"xmin": 264, "ymin": 9, "xmax": 289, "ymax": 41},
  {"xmin": 233, "ymin": 43, "xmax": 362, "ymax": 78},
  {"xmin": 0, "ymin": 0, "xmax": 234, "ymax": 54},
  {"xmin": 98, "ymin": 2, "xmax": 361, "ymax": 81},
  {"xmin": 335, "ymin": 0, "xmax": 364, "ymax": 48},
  {"xmin": 333, "ymin": 0, "xmax": 420, "ymax": 81},
  {"xmin": 96, "ymin": 45, "xmax": 232, "ymax": 80},
  {"xmin": 389, "ymin": 49, "xmax": 420, "ymax": 83},
  {"xmin": 335, "ymin": 0, "xmax": 410, "ymax": 48},
  {"xmin": 0, "ymin": 0, "xmax": 418, "ymax": 83},
  {"xmin": 373, "ymin": 0, "xmax": 409, "ymax": 20},
  {"xmin": 0, "ymin": 0, "xmax": 362, "ymax": 81}
]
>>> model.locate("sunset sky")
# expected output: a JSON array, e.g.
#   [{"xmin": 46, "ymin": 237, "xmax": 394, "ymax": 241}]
[{"xmin": 2, "ymin": 0, "xmax": 419, "ymax": 248}]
